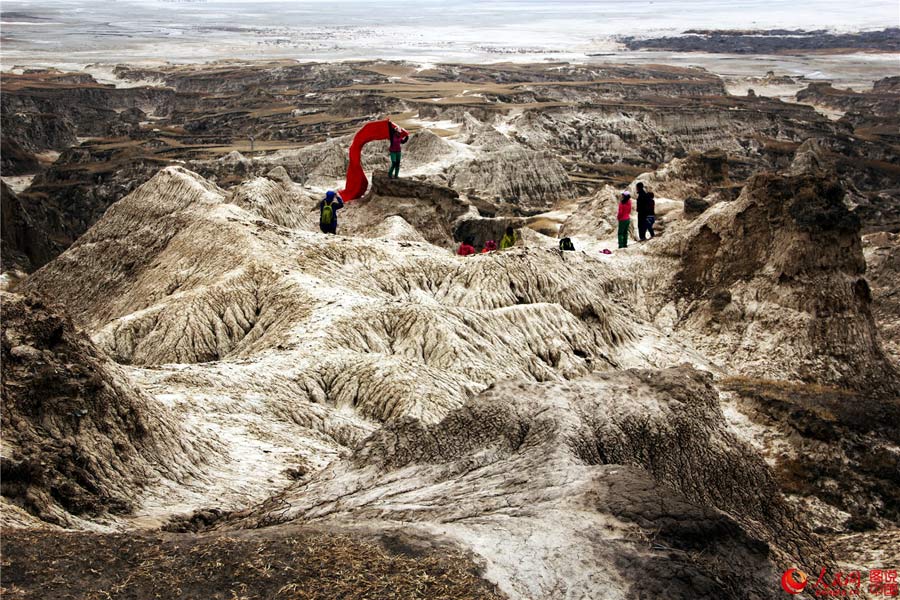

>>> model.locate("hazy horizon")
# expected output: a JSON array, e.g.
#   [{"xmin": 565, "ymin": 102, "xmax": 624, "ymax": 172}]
[{"xmin": 2, "ymin": 0, "xmax": 898, "ymax": 69}]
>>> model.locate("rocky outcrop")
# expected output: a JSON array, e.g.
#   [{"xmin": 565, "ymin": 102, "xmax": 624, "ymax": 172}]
[
  {"xmin": 448, "ymin": 146, "xmax": 571, "ymax": 214},
  {"xmin": 516, "ymin": 105, "xmax": 739, "ymax": 168},
  {"xmin": 0, "ymin": 111, "xmax": 77, "ymax": 154},
  {"xmin": 787, "ymin": 138, "xmax": 833, "ymax": 176},
  {"xmin": 0, "ymin": 293, "xmax": 209, "ymax": 526},
  {"xmin": 864, "ymin": 232, "xmax": 900, "ymax": 364},
  {"xmin": 1, "ymin": 73, "xmax": 175, "ymax": 142},
  {"xmin": 1, "ymin": 136, "xmax": 41, "ymax": 175},
  {"xmin": 634, "ymin": 148, "xmax": 731, "ymax": 200},
  {"xmin": 503, "ymin": 93, "xmax": 888, "ymax": 196},
  {"xmin": 12, "ymin": 142, "xmax": 177, "ymax": 271},
  {"xmin": 453, "ymin": 215, "xmax": 528, "ymax": 249},
  {"xmin": 797, "ymin": 81, "xmax": 900, "ymax": 119},
  {"xmin": 7, "ymin": 59, "xmax": 891, "ymax": 273},
  {"xmin": 5, "ymin": 59, "xmax": 898, "ymax": 595},
  {"xmin": 661, "ymin": 169, "xmax": 898, "ymax": 394},
  {"xmin": 723, "ymin": 376, "xmax": 900, "ymax": 534},
  {"xmin": 342, "ymin": 171, "xmax": 471, "ymax": 247},
  {"xmin": 873, "ymin": 76, "xmax": 900, "ymax": 94},
  {"xmin": 329, "ymin": 93, "xmax": 404, "ymax": 118},
  {"xmin": 783, "ymin": 139, "xmax": 897, "ymax": 233},
  {"xmin": 113, "ymin": 61, "xmax": 388, "ymax": 95},
  {"xmin": 1, "ymin": 181, "xmax": 54, "ymax": 273},
  {"xmin": 22, "ymin": 167, "xmax": 228, "ymax": 325},
  {"xmin": 228, "ymin": 367, "xmax": 825, "ymax": 600},
  {"xmin": 361, "ymin": 128, "xmax": 460, "ymax": 175},
  {"xmin": 683, "ymin": 196, "xmax": 710, "ymax": 216},
  {"xmin": 400, "ymin": 128, "xmax": 458, "ymax": 165},
  {"xmin": 558, "ymin": 184, "xmax": 626, "ymax": 240},
  {"xmin": 260, "ymin": 138, "xmax": 349, "ymax": 186}
]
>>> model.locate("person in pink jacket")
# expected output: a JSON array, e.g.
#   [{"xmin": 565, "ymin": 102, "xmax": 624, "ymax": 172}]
[
  {"xmin": 617, "ymin": 191, "xmax": 632, "ymax": 248},
  {"xmin": 387, "ymin": 121, "xmax": 409, "ymax": 179}
]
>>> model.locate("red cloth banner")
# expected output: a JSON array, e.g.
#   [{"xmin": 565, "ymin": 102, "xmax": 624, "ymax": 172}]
[{"xmin": 338, "ymin": 120, "xmax": 408, "ymax": 201}]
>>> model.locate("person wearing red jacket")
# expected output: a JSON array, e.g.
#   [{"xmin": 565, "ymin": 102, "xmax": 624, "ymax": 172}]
[
  {"xmin": 617, "ymin": 191, "xmax": 632, "ymax": 248},
  {"xmin": 457, "ymin": 238, "xmax": 476, "ymax": 256},
  {"xmin": 388, "ymin": 121, "xmax": 409, "ymax": 179}
]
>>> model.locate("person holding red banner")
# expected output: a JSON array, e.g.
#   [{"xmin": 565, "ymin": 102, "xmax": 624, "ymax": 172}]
[
  {"xmin": 387, "ymin": 120, "xmax": 409, "ymax": 179},
  {"xmin": 338, "ymin": 119, "xmax": 411, "ymax": 201}
]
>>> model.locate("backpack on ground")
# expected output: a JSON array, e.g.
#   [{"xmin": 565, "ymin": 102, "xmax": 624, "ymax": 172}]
[
  {"xmin": 321, "ymin": 200, "xmax": 334, "ymax": 226},
  {"xmin": 559, "ymin": 237, "xmax": 575, "ymax": 251}
]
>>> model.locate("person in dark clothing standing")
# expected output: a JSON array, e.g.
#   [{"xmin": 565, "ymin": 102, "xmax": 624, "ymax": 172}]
[
  {"xmin": 646, "ymin": 192, "xmax": 656, "ymax": 238},
  {"xmin": 387, "ymin": 121, "xmax": 409, "ymax": 179},
  {"xmin": 635, "ymin": 182, "xmax": 654, "ymax": 241},
  {"xmin": 319, "ymin": 190, "xmax": 344, "ymax": 234}
]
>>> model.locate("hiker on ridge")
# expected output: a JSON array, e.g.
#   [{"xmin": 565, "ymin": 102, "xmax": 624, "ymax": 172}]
[
  {"xmin": 499, "ymin": 226, "xmax": 519, "ymax": 250},
  {"xmin": 617, "ymin": 191, "xmax": 632, "ymax": 249},
  {"xmin": 482, "ymin": 239, "xmax": 498, "ymax": 253},
  {"xmin": 388, "ymin": 120, "xmax": 409, "ymax": 179},
  {"xmin": 636, "ymin": 182, "xmax": 654, "ymax": 241},
  {"xmin": 645, "ymin": 192, "xmax": 656, "ymax": 239},
  {"xmin": 319, "ymin": 190, "xmax": 344, "ymax": 235}
]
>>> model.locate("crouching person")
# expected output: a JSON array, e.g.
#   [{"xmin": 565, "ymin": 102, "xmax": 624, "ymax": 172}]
[
  {"xmin": 500, "ymin": 226, "xmax": 519, "ymax": 250},
  {"xmin": 457, "ymin": 237, "xmax": 476, "ymax": 256}
]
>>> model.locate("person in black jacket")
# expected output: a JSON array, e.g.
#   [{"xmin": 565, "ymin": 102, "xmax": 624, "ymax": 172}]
[{"xmin": 635, "ymin": 182, "xmax": 654, "ymax": 241}]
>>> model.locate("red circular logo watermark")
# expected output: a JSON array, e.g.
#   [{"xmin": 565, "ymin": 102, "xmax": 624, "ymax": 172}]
[{"xmin": 782, "ymin": 569, "xmax": 808, "ymax": 595}]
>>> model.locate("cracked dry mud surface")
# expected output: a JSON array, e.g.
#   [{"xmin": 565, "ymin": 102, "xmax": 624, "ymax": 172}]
[
  {"xmin": 2, "ymin": 60, "xmax": 899, "ymax": 600},
  {"xmin": 225, "ymin": 368, "xmax": 828, "ymax": 599}
]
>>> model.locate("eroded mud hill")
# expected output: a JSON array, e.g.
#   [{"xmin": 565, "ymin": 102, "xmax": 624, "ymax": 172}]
[
  {"xmin": 0, "ymin": 293, "xmax": 211, "ymax": 528},
  {"xmin": 225, "ymin": 367, "xmax": 827, "ymax": 599},
  {"xmin": 2, "ymin": 58, "xmax": 899, "ymax": 600},
  {"xmin": 4, "ymin": 145, "xmax": 896, "ymax": 596},
  {"xmin": 16, "ymin": 167, "xmax": 668, "ymax": 532}
]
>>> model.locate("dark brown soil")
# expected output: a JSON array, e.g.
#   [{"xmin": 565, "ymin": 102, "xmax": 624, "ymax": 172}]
[
  {"xmin": 1, "ymin": 293, "xmax": 198, "ymax": 526},
  {"xmin": 723, "ymin": 377, "xmax": 900, "ymax": 528},
  {"xmin": 0, "ymin": 525, "xmax": 505, "ymax": 600}
]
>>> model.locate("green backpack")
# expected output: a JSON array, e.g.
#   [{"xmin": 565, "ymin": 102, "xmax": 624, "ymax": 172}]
[{"xmin": 321, "ymin": 200, "xmax": 334, "ymax": 226}]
